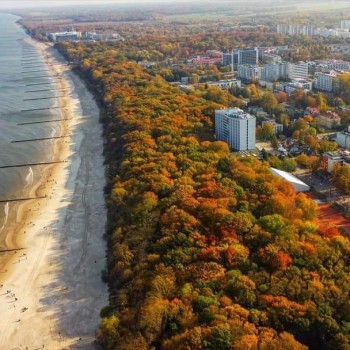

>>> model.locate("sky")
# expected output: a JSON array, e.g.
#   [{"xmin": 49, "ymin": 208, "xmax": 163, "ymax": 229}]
[{"xmin": 0, "ymin": 0, "xmax": 172, "ymax": 10}]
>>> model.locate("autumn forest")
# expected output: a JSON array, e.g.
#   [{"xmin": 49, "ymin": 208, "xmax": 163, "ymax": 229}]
[{"xmin": 56, "ymin": 35, "xmax": 350, "ymax": 350}]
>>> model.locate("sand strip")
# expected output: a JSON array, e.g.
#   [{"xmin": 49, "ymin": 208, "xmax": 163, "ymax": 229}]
[{"xmin": 0, "ymin": 37, "xmax": 108, "ymax": 350}]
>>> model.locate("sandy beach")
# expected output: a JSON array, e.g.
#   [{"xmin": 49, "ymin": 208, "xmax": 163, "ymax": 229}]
[{"xmin": 0, "ymin": 38, "xmax": 108, "ymax": 350}]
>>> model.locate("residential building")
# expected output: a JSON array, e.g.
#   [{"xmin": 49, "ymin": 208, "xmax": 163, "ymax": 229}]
[
  {"xmin": 237, "ymin": 65, "xmax": 263, "ymax": 81},
  {"xmin": 316, "ymin": 111, "xmax": 341, "ymax": 129},
  {"xmin": 85, "ymin": 32, "xmax": 124, "ymax": 41},
  {"xmin": 261, "ymin": 62, "xmax": 288, "ymax": 81},
  {"xmin": 329, "ymin": 44, "xmax": 350, "ymax": 54},
  {"xmin": 276, "ymin": 24, "xmax": 315, "ymax": 36},
  {"xmin": 314, "ymin": 60, "xmax": 350, "ymax": 71},
  {"xmin": 236, "ymin": 47, "xmax": 259, "ymax": 65},
  {"xmin": 262, "ymin": 120, "xmax": 283, "ymax": 134},
  {"xmin": 279, "ymin": 79, "xmax": 312, "ymax": 96},
  {"xmin": 223, "ymin": 52, "xmax": 234, "ymax": 66},
  {"xmin": 314, "ymin": 71, "xmax": 338, "ymax": 92},
  {"xmin": 288, "ymin": 62, "xmax": 309, "ymax": 80},
  {"xmin": 215, "ymin": 108, "xmax": 256, "ymax": 150},
  {"xmin": 209, "ymin": 79, "xmax": 241, "ymax": 90},
  {"xmin": 261, "ymin": 53, "xmax": 282, "ymax": 64},
  {"xmin": 48, "ymin": 31, "xmax": 82, "ymax": 42},
  {"xmin": 188, "ymin": 56, "xmax": 222, "ymax": 65},
  {"xmin": 336, "ymin": 126, "xmax": 350, "ymax": 149},
  {"xmin": 304, "ymin": 107, "xmax": 320, "ymax": 116},
  {"xmin": 322, "ymin": 152, "xmax": 344, "ymax": 172},
  {"xmin": 340, "ymin": 20, "xmax": 350, "ymax": 30}
]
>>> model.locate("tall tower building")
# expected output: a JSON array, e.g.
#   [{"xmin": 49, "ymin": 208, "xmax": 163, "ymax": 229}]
[
  {"xmin": 215, "ymin": 108, "xmax": 256, "ymax": 151},
  {"xmin": 237, "ymin": 47, "xmax": 259, "ymax": 65}
]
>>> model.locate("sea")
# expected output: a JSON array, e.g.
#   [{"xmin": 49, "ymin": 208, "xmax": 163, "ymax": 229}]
[{"xmin": 0, "ymin": 13, "xmax": 62, "ymax": 245}]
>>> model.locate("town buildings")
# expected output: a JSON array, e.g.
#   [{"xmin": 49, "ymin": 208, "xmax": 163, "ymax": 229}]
[
  {"xmin": 336, "ymin": 127, "xmax": 350, "ymax": 149},
  {"xmin": 314, "ymin": 71, "xmax": 339, "ymax": 92},
  {"xmin": 276, "ymin": 24, "xmax": 315, "ymax": 36},
  {"xmin": 316, "ymin": 111, "xmax": 341, "ymax": 129},
  {"xmin": 215, "ymin": 108, "xmax": 256, "ymax": 151},
  {"xmin": 48, "ymin": 31, "xmax": 82, "ymax": 42}
]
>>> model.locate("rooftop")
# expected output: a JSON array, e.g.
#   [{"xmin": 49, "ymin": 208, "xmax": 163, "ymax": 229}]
[{"xmin": 217, "ymin": 108, "xmax": 255, "ymax": 120}]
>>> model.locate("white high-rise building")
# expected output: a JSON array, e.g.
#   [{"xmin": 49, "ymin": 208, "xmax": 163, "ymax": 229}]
[
  {"xmin": 215, "ymin": 108, "xmax": 256, "ymax": 151},
  {"xmin": 288, "ymin": 62, "xmax": 309, "ymax": 80},
  {"xmin": 277, "ymin": 24, "xmax": 315, "ymax": 36},
  {"xmin": 237, "ymin": 65, "xmax": 263, "ymax": 81},
  {"xmin": 314, "ymin": 71, "xmax": 338, "ymax": 92},
  {"xmin": 340, "ymin": 20, "xmax": 350, "ymax": 30}
]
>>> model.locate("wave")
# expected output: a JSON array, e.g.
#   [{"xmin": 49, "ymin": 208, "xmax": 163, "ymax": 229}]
[
  {"xmin": 25, "ymin": 166, "xmax": 34, "ymax": 186},
  {"xmin": 0, "ymin": 202, "xmax": 9, "ymax": 233}
]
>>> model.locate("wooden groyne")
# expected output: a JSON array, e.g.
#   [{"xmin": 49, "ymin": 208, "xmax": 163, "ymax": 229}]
[
  {"xmin": 23, "ymin": 96, "xmax": 63, "ymax": 101},
  {"xmin": 23, "ymin": 75, "xmax": 57, "ymax": 80},
  {"xmin": 21, "ymin": 107, "xmax": 60, "ymax": 112},
  {"xmin": 11, "ymin": 136, "xmax": 69, "ymax": 143},
  {"xmin": 17, "ymin": 119, "xmax": 62, "ymax": 126},
  {"xmin": 22, "ymin": 64, "xmax": 44, "ymax": 68},
  {"xmin": 26, "ymin": 82, "xmax": 53, "ymax": 87},
  {"xmin": 0, "ymin": 196, "xmax": 47, "ymax": 204},
  {"xmin": 22, "ymin": 70, "xmax": 49, "ymax": 74},
  {"xmin": 20, "ymin": 59, "xmax": 41, "ymax": 63},
  {"xmin": 0, "ymin": 161, "xmax": 65, "ymax": 169},
  {"xmin": 25, "ymin": 89, "xmax": 67, "ymax": 93}
]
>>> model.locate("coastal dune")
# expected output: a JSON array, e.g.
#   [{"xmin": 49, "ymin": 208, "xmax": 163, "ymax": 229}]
[{"xmin": 0, "ymin": 39, "xmax": 108, "ymax": 349}]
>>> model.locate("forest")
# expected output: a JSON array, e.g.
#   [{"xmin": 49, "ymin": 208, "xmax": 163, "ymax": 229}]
[{"xmin": 57, "ymin": 40, "xmax": 350, "ymax": 350}]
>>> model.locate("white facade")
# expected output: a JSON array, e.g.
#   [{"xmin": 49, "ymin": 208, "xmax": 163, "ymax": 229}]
[
  {"xmin": 288, "ymin": 62, "xmax": 309, "ymax": 80},
  {"xmin": 277, "ymin": 24, "xmax": 315, "ymax": 36},
  {"xmin": 209, "ymin": 79, "xmax": 241, "ymax": 89},
  {"xmin": 215, "ymin": 108, "xmax": 256, "ymax": 151},
  {"xmin": 340, "ymin": 20, "xmax": 350, "ymax": 30},
  {"xmin": 49, "ymin": 31, "xmax": 82, "ymax": 42},
  {"xmin": 237, "ymin": 65, "xmax": 263, "ymax": 80},
  {"xmin": 314, "ymin": 72, "xmax": 338, "ymax": 92},
  {"xmin": 336, "ymin": 131, "xmax": 350, "ymax": 150},
  {"xmin": 261, "ymin": 62, "xmax": 288, "ymax": 81},
  {"xmin": 262, "ymin": 120, "xmax": 283, "ymax": 134}
]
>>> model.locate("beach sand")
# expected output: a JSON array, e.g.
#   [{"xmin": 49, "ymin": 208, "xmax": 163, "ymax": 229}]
[{"xmin": 0, "ymin": 39, "xmax": 108, "ymax": 349}]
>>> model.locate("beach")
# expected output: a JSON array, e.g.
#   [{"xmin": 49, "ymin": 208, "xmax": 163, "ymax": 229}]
[{"xmin": 0, "ymin": 38, "xmax": 108, "ymax": 350}]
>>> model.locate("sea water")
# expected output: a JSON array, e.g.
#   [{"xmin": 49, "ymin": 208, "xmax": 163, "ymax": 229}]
[{"xmin": 0, "ymin": 13, "xmax": 61, "ymax": 242}]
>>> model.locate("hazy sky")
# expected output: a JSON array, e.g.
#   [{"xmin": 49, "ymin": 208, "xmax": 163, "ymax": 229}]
[{"xmin": 0, "ymin": 0, "xmax": 172, "ymax": 10}]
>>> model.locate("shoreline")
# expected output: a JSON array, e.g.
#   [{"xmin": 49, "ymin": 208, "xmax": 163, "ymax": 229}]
[
  {"xmin": 0, "ymin": 40, "xmax": 73, "ymax": 284},
  {"xmin": 0, "ymin": 30, "xmax": 108, "ymax": 349}
]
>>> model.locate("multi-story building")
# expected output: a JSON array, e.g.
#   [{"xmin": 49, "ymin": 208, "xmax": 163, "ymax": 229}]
[
  {"xmin": 261, "ymin": 53, "xmax": 282, "ymax": 64},
  {"xmin": 237, "ymin": 47, "xmax": 259, "ymax": 65},
  {"xmin": 237, "ymin": 65, "xmax": 263, "ymax": 81},
  {"xmin": 48, "ymin": 31, "xmax": 82, "ymax": 42},
  {"xmin": 261, "ymin": 62, "xmax": 288, "ymax": 81},
  {"xmin": 336, "ymin": 126, "xmax": 350, "ymax": 149},
  {"xmin": 215, "ymin": 108, "xmax": 256, "ymax": 151},
  {"xmin": 223, "ymin": 52, "xmax": 233, "ymax": 66},
  {"xmin": 262, "ymin": 120, "xmax": 283, "ymax": 134},
  {"xmin": 314, "ymin": 71, "xmax": 338, "ymax": 92},
  {"xmin": 322, "ymin": 152, "xmax": 345, "ymax": 173},
  {"xmin": 329, "ymin": 44, "xmax": 350, "ymax": 54},
  {"xmin": 315, "ymin": 60, "xmax": 350, "ymax": 71},
  {"xmin": 209, "ymin": 79, "xmax": 241, "ymax": 90},
  {"xmin": 288, "ymin": 62, "xmax": 309, "ymax": 80},
  {"xmin": 277, "ymin": 24, "xmax": 315, "ymax": 36},
  {"xmin": 277, "ymin": 79, "xmax": 312, "ymax": 96},
  {"xmin": 316, "ymin": 111, "xmax": 341, "ymax": 129},
  {"xmin": 340, "ymin": 20, "xmax": 350, "ymax": 30}
]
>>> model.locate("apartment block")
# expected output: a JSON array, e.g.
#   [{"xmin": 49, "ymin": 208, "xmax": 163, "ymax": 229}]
[{"xmin": 215, "ymin": 108, "xmax": 256, "ymax": 151}]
